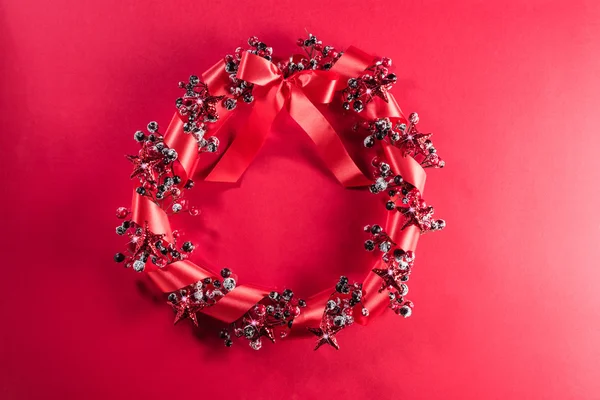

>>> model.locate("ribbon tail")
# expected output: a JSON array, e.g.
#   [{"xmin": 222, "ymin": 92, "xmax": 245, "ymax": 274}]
[{"xmin": 289, "ymin": 88, "xmax": 371, "ymax": 188}]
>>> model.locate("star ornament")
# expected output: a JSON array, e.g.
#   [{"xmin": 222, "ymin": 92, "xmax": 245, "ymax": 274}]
[
  {"xmin": 129, "ymin": 222, "xmax": 165, "ymax": 261},
  {"xmin": 371, "ymin": 82, "xmax": 390, "ymax": 103},
  {"xmin": 181, "ymin": 80, "xmax": 224, "ymax": 121},
  {"xmin": 398, "ymin": 127, "xmax": 432, "ymax": 157},
  {"xmin": 364, "ymin": 63, "xmax": 395, "ymax": 104},
  {"xmin": 359, "ymin": 79, "xmax": 390, "ymax": 105},
  {"xmin": 397, "ymin": 191, "xmax": 435, "ymax": 232},
  {"xmin": 308, "ymin": 327, "xmax": 340, "ymax": 350},
  {"xmin": 170, "ymin": 295, "xmax": 203, "ymax": 326},
  {"xmin": 402, "ymin": 205, "xmax": 435, "ymax": 231},
  {"xmin": 203, "ymin": 94, "xmax": 225, "ymax": 111},
  {"xmin": 188, "ymin": 93, "xmax": 224, "ymax": 119},
  {"xmin": 372, "ymin": 265, "xmax": 405, "ymax": 293},
  {"xmin": 126, "ymin": 148, "xmax": 164, "ymax": 183}
]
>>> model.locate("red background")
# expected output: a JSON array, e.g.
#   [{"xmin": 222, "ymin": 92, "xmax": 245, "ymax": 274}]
[{"xmin": 2, "ymin": 0, "xmax": 600, "ymax": 399}]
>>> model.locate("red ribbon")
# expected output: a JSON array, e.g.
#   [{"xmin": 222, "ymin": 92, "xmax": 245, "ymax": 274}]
[{"xmin": 204, "ymin": 52, "xmax": 371, "ymax": 187}]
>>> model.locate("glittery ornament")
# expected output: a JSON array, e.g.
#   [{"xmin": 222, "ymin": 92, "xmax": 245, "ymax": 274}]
[
  {"xmin": 224, "ymin": 289, "xmax": 306, "ymax": 349},
  {"xmin": 176, "ymin": 75, "xmax": 224, "ymax": 153},
  {"xmin": 369, "ymin": 160, "xmax": 445, "ymax": 234},
  {"xmin": 113, "ymin": 220, "xmax": 196, "ymax": 271},
  {"xmin": 341, "ymin": 57, "xmax": 397, "ymax": 111},
  {"xmin": 167, "ymin": 269, "xmax": 237, "ymax": 326},
  {"xmin": 308, "ymin": 277, "xmax": 368, "ymax": 350}
]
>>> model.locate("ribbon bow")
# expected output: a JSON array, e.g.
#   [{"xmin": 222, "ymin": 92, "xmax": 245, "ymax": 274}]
[{"xmin": 204, "ymin": 52, "xmax": 371, "ymax": 187}]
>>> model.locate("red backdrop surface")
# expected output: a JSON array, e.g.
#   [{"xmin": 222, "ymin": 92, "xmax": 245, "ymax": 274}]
[{"xmin": 2, "ymin": 0, "xmax": 600, "ymax": 399}]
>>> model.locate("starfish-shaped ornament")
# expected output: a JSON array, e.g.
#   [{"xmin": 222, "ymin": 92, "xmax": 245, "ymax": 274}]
[
  {"xmin": 126, "ymin": 149, "xmax": 164, "ymax": 183},
  {"xmin": 398, "ymin": 126, "xmax": 432, "ymax": 157},
  {"xmin": 170, "ymin": 295, "xmax": 203, "ymax": 326},
  {"xmin": 372, "ymin": 265, "xmax": 406, "ymax": 293},
  {"xmin": 396, "ymin": 190, "xmax": 435, "ymax": 232},
  {"xmin": 371, "ymin": 82, "xmax": 390, "ymax": 103},
  {"xmin": 129, "ymin": 222, "xmax": 165, "ymax": 261},
  {"xmin": 308, "ymin": 327, "xmax": 340, "ymax": 350}
]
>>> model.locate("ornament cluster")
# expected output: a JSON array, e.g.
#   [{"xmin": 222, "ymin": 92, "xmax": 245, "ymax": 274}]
[
  {"xmin": 309, "ymin": 276, "xmax": 368, "ymax": 350},
  {"xmin": 359, "ymin": 113, "xmax": 445, "ymax": 168},
  {"xmin": 365, "ymin": 224, "xmax": 416, "ymax": 317},
  {"xmin": 279, "ymin": 34, "xmax": 342, "ymax": 76},
  {"xmin": 342, "ymin": 56, "xmax": 396, "ymax": 112},
  {"xmin": 114, "ymin": 34, "xmax": 446, "ymax": 351},
  {"xmin": 114, "ymin": 209, "xmax": 195, "ymax": 272},
  {"xmin": 167, "ymin": 268, "xmax": 237, "ymax": 326},
  {"xmin": 221, "ymin": 289, "xmax": 306, "ymax": 350},
  {"xmin": 370, "ymin": 158, "xmax": 446, "ymax": 232},
  {"xmin": 223, "ymin": 36, "xmax": 274, "ymax": 104},
  {"xmin": 128, "ymin": 122, "xmax": 189, "ymax": 203},
  {"xmin": 177, "ymin": 75, "xmax": 222, "ymax": 153}
]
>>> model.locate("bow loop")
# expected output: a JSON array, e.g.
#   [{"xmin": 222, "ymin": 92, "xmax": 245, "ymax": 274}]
[{"xmin": 237, "ymin": 52, "xmax": 283, "ymax": 86}]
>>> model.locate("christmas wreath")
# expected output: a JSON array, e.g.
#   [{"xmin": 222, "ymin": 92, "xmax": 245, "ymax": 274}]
[{"xmin": 114, "ymin": 34, "xmax": 445, "ymax": 351}]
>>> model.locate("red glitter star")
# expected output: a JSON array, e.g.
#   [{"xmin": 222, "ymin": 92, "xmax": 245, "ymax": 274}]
[
  {"xmin": 170, "ymin": 295, "xmax": 202, "ymax": 326},
  {"xmin": 363, "ymin": 63, "xmax": 395, "ymax": 104},
  {"xmin": 181, "ymin": 81, "xmax": 224, "ymax": 121},
  {"xmin": 371, "ymin": 83, "xmax": 390, "ymax": 103},
  {"xmin": 397, "ymin": 190, "xmax": 435, "ymax": 232},
  {"xmin": 126, "ymin": 149, "xmax": 164, "ymax": 184},
  {"xmin": 398, "ymin": 126, "xmax": 432, "ymax": 157},
  {"xmin": 308, "ymin": 327, "xmax": 340, "ymax": 350},
  {"xmin": 372, "ymin": 265, "xmax": 405, "ymax": 293},
  {"xmin": 129, "ymin": 222, "xmax": 165, "ymax": 261}
]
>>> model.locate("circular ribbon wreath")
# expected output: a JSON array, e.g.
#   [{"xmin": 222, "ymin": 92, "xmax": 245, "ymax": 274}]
[{"xmin": 114, "ymin": 34, "xmax": 446, "ymax": 351}]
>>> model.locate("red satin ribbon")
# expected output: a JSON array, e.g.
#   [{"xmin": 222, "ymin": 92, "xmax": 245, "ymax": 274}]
[
  {"xmin": 129, "ymin": 45, "xmax": 429, "ymax": 335},
  {"xmin": 204, "ymin": 52, "xmax": 371, "ymax": 187}
]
